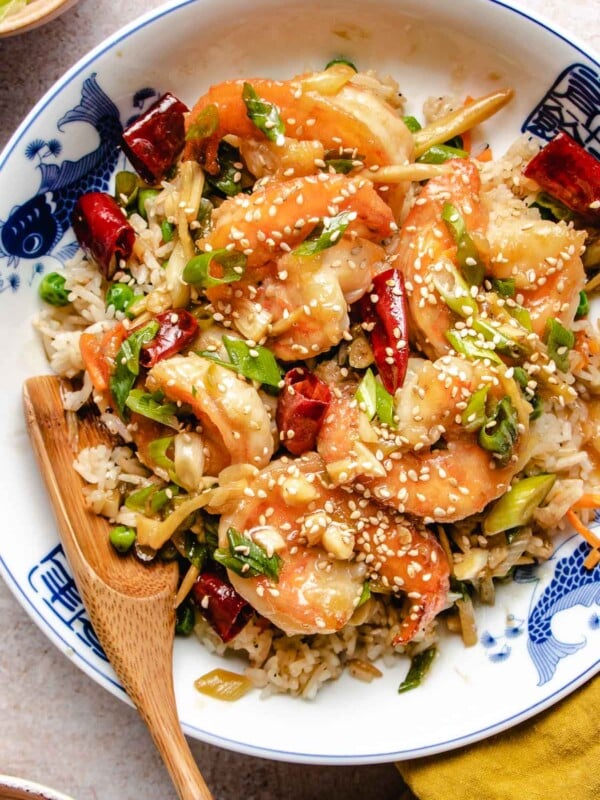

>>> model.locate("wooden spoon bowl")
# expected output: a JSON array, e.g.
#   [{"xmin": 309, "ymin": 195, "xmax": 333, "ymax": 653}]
[{"xmin": 23, "ymin": 375, "xmax": 214, "ymax": 800}]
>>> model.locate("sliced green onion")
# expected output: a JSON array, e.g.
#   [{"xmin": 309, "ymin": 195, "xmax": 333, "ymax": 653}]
[
  {"xmin": 432, "ymin": 264, "xmax": 478, "ymax": 318},
  {"xmin": 477, "ymin": 395, "xmax": 518, "ymax": 461},
  {"xmin": 185, "ymin": 103, "xmax": 219, "ymax": 141},
  {"xmin": 213, "ymin": 527, "xmax": 283, "ymax": 582},
  {"xmin": 125, "ymin": 484, "xmax": 157, "ymax": 512},
  {"xmin": 199, "ymin": 336, "xmax": 283, "ymax": 388},
  {"xmin": 109, "ymin": 321, "xmax": 159, "ymax": 416},
  {"xmin": 398, "ymin": 647, "xmax": 437, "ymax": 693},
  {"xmin": 441, "ymin": 202, "xmax": 486, "ymax": 286},
  {"xmin": 150, "ymin": 484, "xmax": 180, "ymax": 513},
  {"xmin": 125, "ymin": 389, "xmax": 180, "ymax": 429},
  {"xmin": 109, "ymin": 525, "xmax": 136, "ymax": 554},
  {"xmin": 147, "ymin": 436, "xmax": 177, "ymax": 483},
  {"xmin": 39, "ymin": 272, "xmax": 69, "ymax": 307},
  {"xmin": 531, "ymin": 191, "xmax": 574, "ymax": 222},
  {"xmin": 325, "ymin": 57, "xmax": 357, "ymax": 71},
  {"xmin": 417, "ymin": 144, "xmax": 468, "ymax": 164},
  {"xmin": 402, "ymin": 115, "xmax": 422, "ymax": 133},
  {"xmin": 491, "ymin": 277, "xmax": 515, "ymax": 298},
  {"xmin": 446, "ymin": 329, "xmax": 503, "ymax": 365},
  {"xmin": 175, "ymin": 601, "xmax": 196, "ymax": 636},
  {"xmin": 183, "ymin": 248, "xmax": 247, "ymax": 288},
  {"xmin": 357, "ymin": 581, "xmax": 371, "ymax": 608},
  {"xmin": 576, "ymin": 291, "xmax": 589, "ymax": 319},
  {"xmin": 461, "ymin": 384, "xmax": 490, "ymax": 432},
  {"xmin": 293, "ymin": 210, "xmax": 354, "ymax": 256},
  {"xmin": 242, "ymin": 82, "xmax": 285, "ymax": 146},
  {"xmin": 355, "ymin": 369, "xmax": 377, "ymax": 419},
  {"xmin": 544, "ymin": 317, "xmax": 575, "ymax": 372},
  {"xmin": 184, "ymin": 530, "xmax": 207, "ymax": 570},
  {"xmin": 323, "ymin": 157, "xmax": 360, "ymax": 174},
  {"xmin": 206, "ymin": 141, "xmax": 253, "ymax": 198},
  {"xmin": 483, "ymin": 474, "xmax": 557, "ymax": 535},
  {"xmin": 471, "ymin": 318, "xmax": 524, "ymax": 359},
  {"xmin": 114, "ymin": 170, "xmax": 139, "ymax": 208},
  {"xmin": 505, "ymin": 301, "xmax": 533, "ymax": 332}
]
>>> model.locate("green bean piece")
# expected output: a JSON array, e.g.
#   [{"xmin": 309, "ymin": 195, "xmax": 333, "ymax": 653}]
[
  {"xmin": 544, "ymin": 318, "xmax": 575, "ymax": 372},
  {"xmin": 109, "ymin": 525, "xmax": 136, "ymax": 554},
  {"xmin": 175, "ymin": 601, "xmax": 196, "ymax": 636},
  {"xmin": 114, "ymin": 170, "xmax": 139, "ymax": 208},
  {"xmin": 39, "ymin": 272, "xmax": 70, "ymax": 306},
  {"xmin": 398, "ymin": 647, "xmax": 437, "ymax": 693},
  {"xmin": 105, "ymin": 282, "xmax": 135, "ymax": 314},
  {"xmin": 441, "ymin": 202, "xmax": 486, "ymax": 286},
  {"xmin": 461, "ymin": 385, "xmax": 490, "ymax": 432},
  {"xmin": 483, "ymin": 474, "xmax": 557, "ymax": 535}
]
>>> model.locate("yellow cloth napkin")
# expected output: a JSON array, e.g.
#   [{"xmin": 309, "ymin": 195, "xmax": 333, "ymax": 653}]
[{"xmin": 397, "ymin": 675, "xmax": 599, "ymax": 800}]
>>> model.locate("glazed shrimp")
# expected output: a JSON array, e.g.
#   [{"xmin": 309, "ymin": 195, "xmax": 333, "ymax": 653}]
[
  {"xmin": 143, "ymin": 353, "xmax": 275, "ymax": 473},
  {"xmin": 392, "ymin": 158, "xmax": 488, "ymax": 360},
  {"xmin": 218, "ymin": 454, "xmax": 449, "ymax": 644},
  {"xmin": 202, "ymin": 173, "xmax": 393, "ymax": 356},
  {"xmin": 318, "ymin": 355, "xmax": 532, "ymax": 523},
  {"xmin": 183, "ymin": 68, "xmax": 414, "ymax": 177},
  {"xmin": 484, "ymin": 215, "xmax": 586, "ymax": 339},
  {"xmin": 393, "ymin": 158, "xmax": 586, "ymax": 359}
]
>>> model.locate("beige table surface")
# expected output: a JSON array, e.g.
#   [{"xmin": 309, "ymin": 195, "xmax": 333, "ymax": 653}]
[{"xmin": 0, "ymin": 1, "xmax": 598, "ymax": 798}]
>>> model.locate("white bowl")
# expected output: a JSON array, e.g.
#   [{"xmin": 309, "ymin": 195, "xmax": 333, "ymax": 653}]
[
  {"xmin": 0, "ymin": 0, "xmax": 80, "ymax": 37},
  {"xmin": 0, "ymin": 0, "xmax": 599, "ymax": 766}
]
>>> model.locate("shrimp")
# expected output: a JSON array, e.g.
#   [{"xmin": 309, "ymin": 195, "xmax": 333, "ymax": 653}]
[
  {"xmin": 393, "ymin": 158, "xmax": 586, "ymax": 359},
  {"xmin": 142, "ymin": 353, "xmax": 275, "ymax": 473},
  {"xmin": 202, "ymin": 173, "xmax": 393, "ymax": 357},
  {"xmin": 218, "ymin": 453, "xmax": 449, "ymax": 644},
  {"xmin": 484, "ymin": 216, "xmax": 586, "ymax": 339},
  {"xmin": 317, "ymin": 355, "xmax": 532, "ymax": 523},
  {"xmin": 183, "ymin": 68, "xmax": 414, "ymax": 178},
  {"xmin": 391, "ymin": 158, "xmax": 488, "ymax": 359}
]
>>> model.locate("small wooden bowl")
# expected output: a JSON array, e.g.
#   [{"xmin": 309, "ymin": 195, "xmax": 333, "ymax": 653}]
[
  {"xmin": 0, "ymin": 775, "xmax": 75, "ymax": 800},
  {"xmin": 0, "ymin": 0, "xmax": 80, "ymax": 37}
]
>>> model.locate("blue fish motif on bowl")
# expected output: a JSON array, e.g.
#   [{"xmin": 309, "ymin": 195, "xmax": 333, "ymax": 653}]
[{"xmin": 522, "ymin": 539, "xmax": 600, "ymax": 685}]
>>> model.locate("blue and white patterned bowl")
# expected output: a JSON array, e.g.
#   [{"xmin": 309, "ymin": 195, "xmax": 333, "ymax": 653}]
[{"xmin": 0, "ymin": 0, "xmax": 598, "ymax": 765}]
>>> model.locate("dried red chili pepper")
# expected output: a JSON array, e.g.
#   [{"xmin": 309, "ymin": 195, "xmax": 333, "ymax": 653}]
[
  {"xmin": 72, "ymin": 192, "xmax": 135, "ymax": 279},
  {"xmin": 139, "ymin": 309, "xmax": 199, "ymax": 368},
  {"xmin": 121, "ymin": 92, "xmax": 189, "ymax": 184},
  {"xmin": 276, "ymin": 367, "xmax": 332, "ymax": 456},
  {"xmin": 359, "ymin": 268, "xmax": 409, "ymax": 394},
  {"xmin": 192, "ymin": 571, "xmax": 252, "ymax": 643},
  {"xmin": 523, "ymin": 131, "xmax": 600, "ymax": 219}
]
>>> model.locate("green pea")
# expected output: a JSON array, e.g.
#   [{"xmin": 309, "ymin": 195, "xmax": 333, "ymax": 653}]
[
  {"xmin": 105, "ymin": 282, "xmax": 135, "ymax": 314},
  {"xmin": 39, "ymin": 272, "xmax": 70, "ymax": 306},
  {"xmin": 137, "ymin": 188, "xmax": 160, "ymax": 220},
  {"xmin": 109, "ymin": 525, "xmax": 136, "ymax": 554},
  {"xmin": 175, "ymin": 601, "xmax": 196, "ymax": 636}
]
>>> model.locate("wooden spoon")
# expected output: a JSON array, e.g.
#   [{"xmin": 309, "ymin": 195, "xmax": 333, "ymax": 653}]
[{"xmin": 23, "ymin": 375, "xmax": 214, "ymax": 800}]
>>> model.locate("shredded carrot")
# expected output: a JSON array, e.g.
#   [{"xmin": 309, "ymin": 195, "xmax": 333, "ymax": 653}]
[
  {"xmin": 572, "ymin": 493, "xmax": 600, "ymax": 510},
  {"xmin": 475, "ymin": 146, "xmax": 493, "ymax": 162},
  {"xmin": 80, "ymin": 323, "xmax": 128, "ymax": 393},
  {"xmin": 566, "ymin": 508, "xmax": 600, "ymax": 553}
]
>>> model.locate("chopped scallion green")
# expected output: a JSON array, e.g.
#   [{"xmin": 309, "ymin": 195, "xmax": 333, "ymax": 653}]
[
  {"xmin": 242, "ymin": 82, "xmax": 285, "ymax": 145},
  {"xmin": 125, "ymin": 389, "xmax": 180, "ymax": 429},
  {"xmin": 441, "ymin": 202, "xmax": 486, "ymax": 286},
  {"xmin": 183, "ymin": 248, "xmax": 247, "ymax": 288},
  {"xmin": 544, "ymin": 318, "xmax": 575, "ymax": 372},
  {"xmin": 213, "ymin": 527, "xmax": 283, "ymax": 582},
  {"xmin": 398, "ymin": 647, "xmax": 436, "ymax": 693},
  {"xmin": 293, "ymin": 210, "xmax": 354, "ymax": 256},
  {"xmin": 484, "ymin": 474, "xmax": 557, "ymax": 534}
]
